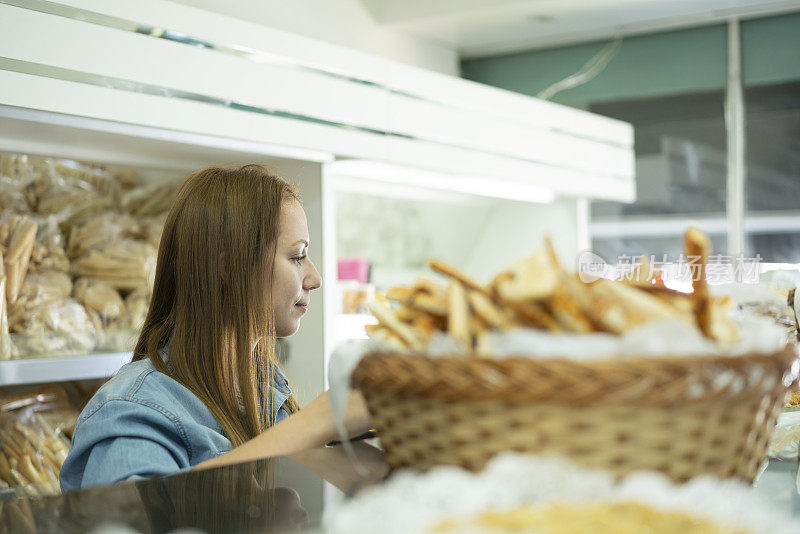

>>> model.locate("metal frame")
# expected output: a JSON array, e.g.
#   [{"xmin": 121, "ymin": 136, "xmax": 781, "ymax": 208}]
[{"xmin": 726, "ymin": 19, "xmax": 747, "ymax": 257}]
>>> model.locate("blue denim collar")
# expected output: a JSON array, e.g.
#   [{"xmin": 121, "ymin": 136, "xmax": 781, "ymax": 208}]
[{"xmin": 157, "ymin": 343, "xmax": 291, "ymax": 397}]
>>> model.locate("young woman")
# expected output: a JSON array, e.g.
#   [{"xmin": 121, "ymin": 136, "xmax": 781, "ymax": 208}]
[{"xmin": 60, "ymin": 164, "xmax": 370, "ymax": 491}]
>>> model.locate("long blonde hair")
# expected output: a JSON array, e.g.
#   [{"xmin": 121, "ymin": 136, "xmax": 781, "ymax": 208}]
[{"xmin": 134, "ymin": 164, "xmax": 301, "ymax": 447}]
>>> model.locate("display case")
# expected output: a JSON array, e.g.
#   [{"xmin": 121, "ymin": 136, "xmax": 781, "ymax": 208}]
[{"xmin": 0, "ymin": 0, "xmax": 634, "ymax": 404}]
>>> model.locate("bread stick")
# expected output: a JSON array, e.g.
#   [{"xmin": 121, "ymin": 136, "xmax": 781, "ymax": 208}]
[
  {"xmin": 685, "ymin": 227, "xmax": 712, "ymax": 338},
  {"xmin": 430, "ymin": 259, "xmax": 483, "ymax": 292},
  {"xmin": 447, "ymin": 280, "xmax": 471, "ymax": 348},
  {"xmin": 368, "ymin": 300, "xmax": 424, "ymax": 351}
]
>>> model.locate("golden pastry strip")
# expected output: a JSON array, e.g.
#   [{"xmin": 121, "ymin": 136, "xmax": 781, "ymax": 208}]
[
  {"xmin": 433, "ymin": 501, "xmax": 747, "ymax": 534},
  {"xmin": 366, "ymin": 228, "xmax": 738, "ymax": 353}
]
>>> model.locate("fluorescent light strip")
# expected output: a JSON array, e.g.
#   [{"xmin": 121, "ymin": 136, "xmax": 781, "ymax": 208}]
[
  {"xmin": 0, "ymin": 0, "xmax": 629, "ymax": 149},
  {"xmin": 0, "ymin": 56, "xmax": 627, "ymax": 183}
]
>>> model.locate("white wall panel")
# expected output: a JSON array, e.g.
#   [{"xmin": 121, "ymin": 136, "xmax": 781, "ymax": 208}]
[{"xmin": 0, "ymin": 1, "xmax": 635, "ymax": 202}]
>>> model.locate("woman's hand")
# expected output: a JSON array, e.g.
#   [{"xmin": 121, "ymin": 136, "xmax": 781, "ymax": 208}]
[{"xmin": 195, "ymin": 389, "xmax": 371, "ymax": 470}]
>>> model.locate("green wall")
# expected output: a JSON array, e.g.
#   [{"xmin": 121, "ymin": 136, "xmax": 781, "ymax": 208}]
[
  {"xmin": 742, "ymin": 13, "xmax": 800, "ymax": 86},
  {"xmin": 461, "ymin": 13, "xmax": 800, "ymax": 109}
]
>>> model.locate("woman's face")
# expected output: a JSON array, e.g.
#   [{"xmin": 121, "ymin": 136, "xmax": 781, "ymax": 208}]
[{"xmin": 271, "ymin": 200, "xmax": 322, "ymax": 337}]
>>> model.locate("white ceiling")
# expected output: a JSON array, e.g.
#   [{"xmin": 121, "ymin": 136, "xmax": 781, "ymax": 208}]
[{"xmin": 357, "ymin": 0, "xmax": 800, "ymax": 58}]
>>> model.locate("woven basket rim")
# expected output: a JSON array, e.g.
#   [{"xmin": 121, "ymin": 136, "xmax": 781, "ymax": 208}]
[
  {"xmin": 352, "ymin": 344, "xmax": 799, "ymax": 406},
  {"xmin": 360, "ymin": 344, "xmax": 797, "ymax": 367}
]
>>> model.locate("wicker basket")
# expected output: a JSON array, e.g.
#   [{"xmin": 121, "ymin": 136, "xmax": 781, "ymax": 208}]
[{"xmin": 352, "ymin": 346, "xmax": 800, "ymax": 483}]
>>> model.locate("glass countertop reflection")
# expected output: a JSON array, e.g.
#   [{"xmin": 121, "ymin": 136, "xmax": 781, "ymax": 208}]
[
  {"xmin": 0, "ymin": 441, "xmax": 389, "ymax": 534},
  {"xmin": 1, "ymin": 444, "xmax": 797, "ymax": 533}
]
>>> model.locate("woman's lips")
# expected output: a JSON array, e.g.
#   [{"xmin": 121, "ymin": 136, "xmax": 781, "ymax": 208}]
[{"xmin": 295, "ymin": 303, "xmax": 308, "ymax": 314}]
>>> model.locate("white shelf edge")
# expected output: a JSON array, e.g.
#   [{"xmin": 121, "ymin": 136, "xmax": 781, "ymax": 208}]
[{"xmin": 0, "ymin": 352, "xmax": 132, "ymax": 386}]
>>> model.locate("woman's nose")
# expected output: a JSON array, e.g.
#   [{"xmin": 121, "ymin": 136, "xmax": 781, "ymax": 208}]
[{"xmin": 304, "ymin": 260, "xmax": 322, "ymax": 291}]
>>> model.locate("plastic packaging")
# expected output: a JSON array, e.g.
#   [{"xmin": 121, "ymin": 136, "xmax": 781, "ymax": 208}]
[
  {"xmin": 70, "ymin": 239, "xmax": 156, "ymax": 292},
  {"xmin": 0, "ymin": 385, "xmax": 77, "ymax": 497},
  {"xmin": 0, "ymin": 152, "xmax": 168, "ymax": 359},
  {"xmin": 0, "ymin": 276, "xmax": 12, "ymax": 361},
  {"xmin": 122, "ymin": 181, "xmax": 179, "ymax": 217},
  {"xmin": 0, "ymin": 214, "xmax": 38, "ymax": 305},
  {"xmin": 66, "ymin": 211, "xmax": 137, "ymax": 260},
  {"xmin": 10, "ymin": 299, "xmax": 97, "ymax": 358},
  {"xmin": 29, "ymin": 215, "xmax": 69, "ymax": 273}
]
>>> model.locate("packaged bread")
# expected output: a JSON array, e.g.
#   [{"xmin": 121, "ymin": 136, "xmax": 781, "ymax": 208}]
[
  {"xmin": 367, "ymin": 228, "xmax": 739, "ymax": 353},
  {"xmin": 0, "ymin": 215, "xmax": 38, "ymax": 305},
  {"xmin": 30, "ymin": 163, "xmax": 109, "ymax": 221},
  {"xmin": 0, "ymin": 176, "xmax": 31, "ymax": 214},
  {"xmin": 53, "ymin": 161, "xmax": 121, "ymax": 206},
  {"xmin": 10, "ymin": 299, "xmax": 96, "ymax": 357},
  {"xmin": 110, "ymin": 283, "xmax": 151, "ymax": 332},
  {"xmin": 72, "ymin": 277, "xmax": 125, "ymax": 325},
  {"xmin": 0, "ymin": 385, "xmax": 78, "ymax": 497},
  {"xmin": 28, "ymin": 215, "xmax": 69, "ymax": 273},
  {"xmin": 70, "ymin": 238, "xmax": 156, "ymax": 291},
  {"xmin": 0, "ymin": 275, "xmax": 12, "ymax": 361},
  {"xmin": 0, "ymin": 154, "xmax": 18, "ymax": 178},
  {"xmin": 66, "ymin": 211, "xmax": 138, "ymax": 259},
  {"xmin": 130, "ymin": 212, "xmax": 167, "ymax": 248},
  {"xmin": 8, "ymin": 270, "xmax": 72, "ymax": 330},
  {"xmin": 123, "ymin": 181, "xmax": 179, "ymax": 217}
]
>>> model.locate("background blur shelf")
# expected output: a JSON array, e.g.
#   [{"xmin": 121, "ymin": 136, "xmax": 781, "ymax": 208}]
[{"xmin": 0, "ymin": 353, "xmax": 131, "ymax": 386}]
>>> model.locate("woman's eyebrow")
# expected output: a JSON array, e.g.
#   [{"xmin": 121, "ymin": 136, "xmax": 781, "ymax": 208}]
[{"xmin": 290, "ymin": 239, "xmax": 309, "ymax": 247}]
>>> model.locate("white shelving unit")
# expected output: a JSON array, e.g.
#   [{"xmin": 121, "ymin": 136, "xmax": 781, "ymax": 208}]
[{"xmin": 0, "ymin": 353, "xmax": 131, "ymax": 386}]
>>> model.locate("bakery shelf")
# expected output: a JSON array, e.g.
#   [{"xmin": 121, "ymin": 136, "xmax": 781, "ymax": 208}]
[{"xmin": 0, "ymin": 352, "xmax": 131, "ymax": 386}]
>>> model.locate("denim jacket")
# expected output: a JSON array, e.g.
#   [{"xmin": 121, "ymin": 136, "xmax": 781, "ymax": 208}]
[{"xmin": 60, "ymin": 352, "xmax": 291, "ymax": 492}]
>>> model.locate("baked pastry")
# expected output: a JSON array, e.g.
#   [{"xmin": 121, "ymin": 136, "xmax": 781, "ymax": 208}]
[
  {"xmin": 70, "ymin": 239, "xmax": 156, "ymax": 291},
  {"xmin": 434, "ymin": 502, "xmax": 747, "ymax": 533},
  {"xmin": 0, "ymin": 216, "xmax": 38, "ymax": 305}
]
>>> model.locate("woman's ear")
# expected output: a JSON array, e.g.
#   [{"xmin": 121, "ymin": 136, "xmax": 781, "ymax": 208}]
[{"xmin": 219, "ymin": 251, "xmax": 228, "ymax": 284}]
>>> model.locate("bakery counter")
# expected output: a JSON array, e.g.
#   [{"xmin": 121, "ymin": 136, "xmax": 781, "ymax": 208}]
[
  {"xmin": 0, "ymin": 441, "xmax": 389, "ymax": 533},
  {"xmin": 1, "ymin": 445, "xmax": 797, "ymax": 533},
  {"xmin": 753, "ymin": 457, "xmax": 800, "ymax": 518}
]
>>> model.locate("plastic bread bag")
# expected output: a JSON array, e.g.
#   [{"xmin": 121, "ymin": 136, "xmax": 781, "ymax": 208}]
[
  {"xmin": 0, "ymin": 214, "xmax": 38, "ymax": 305},
  {"xmin": 72, "ymin": 277, "xmax": 125, "ymax": 326},
  {"xmin": 10, "ymin": 298, "xmax": 96, "ymax": 358},
  {"xmin": 0, "ymin": 175, "xmax": 31, "ymax": 214},
  {"xmin": 130, "ymin": 212, "xmax": 168, "ymax": 249},
  {"xmin": 53, "ymin": 160, "xmax": 121, "ymax": 208},
  {"xmin": 0, "ymin": 153, "xmax": 42, "ymax": 187},
  {"xmin": 72, "ymin": 277, "xmax": 138, "ymax": 352},
  {"xmin": 0, "ymin": 153, "xmax": 19, "ymax": 179},
  {"xmin": 66, "ymin": 211, "xmax": 138, "ymax": 259},
  {"xmin": 122, "ymin": 180, "xmax": 180, "ymax": 217},
  {"xmin": 108, "ymin": 283, "xmax": 151, "ymax": 333},
  {"xmin": 28, "ymin": 215, "xmax": 69, "ymax": 274},
  {"xmin": 0, "ymin": 274, "xmax": 12, "ymax": 361},
  {"xmin": 70, "ymin": 238, "xmax": 157, "ymax": 292},
  {"xmin": 32, "ymin": 160, "xmax": 113, "ymax": 226},
  {"xmin": 8, "ymin": 270, "xmax": 73, "ymax": 327},
  {"xmin": 94, "ymin": 327, "xmax": 138, "ymax": 353},
  {"xmin": 0, "ymin": 386, "xmax": 77, "ymax": 497}
]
